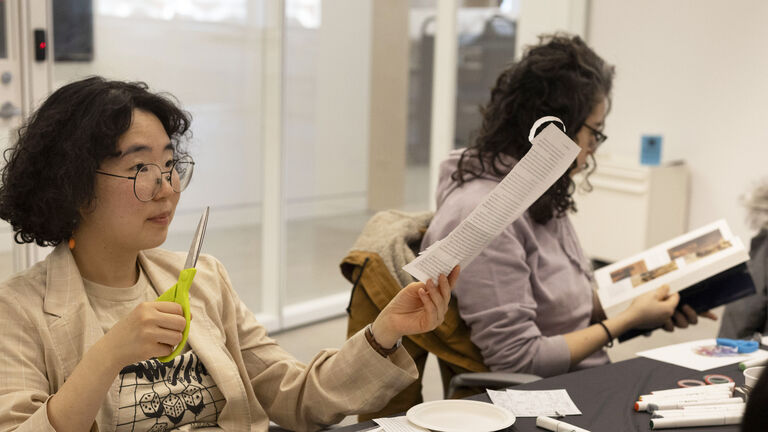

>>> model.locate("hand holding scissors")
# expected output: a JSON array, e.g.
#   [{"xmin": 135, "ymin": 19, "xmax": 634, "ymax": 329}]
[{"xmin": 155, "ymin": 207, "xmax": 209, "ymax": 362}]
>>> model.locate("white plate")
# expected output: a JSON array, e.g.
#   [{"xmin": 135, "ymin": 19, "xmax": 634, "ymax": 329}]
[{"xmin": 406, "ymin": 400, "xmax": 515, "ymax": 432}]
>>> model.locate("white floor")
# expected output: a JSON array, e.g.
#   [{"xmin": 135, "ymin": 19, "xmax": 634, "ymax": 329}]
[{"xmin": 271, "ymin": 306, "xmax": 726, "ymax": 427}]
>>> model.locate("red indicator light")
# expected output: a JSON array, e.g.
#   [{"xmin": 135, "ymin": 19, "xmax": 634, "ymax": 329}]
[{"xmin": 33, "ymin": 29, "xmax": 46, "ymax": 61}]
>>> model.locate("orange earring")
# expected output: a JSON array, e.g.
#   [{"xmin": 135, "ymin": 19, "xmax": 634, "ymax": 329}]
[{"xmin": 68, "ymin": 238, "xmax": 75, "ymax": 250}]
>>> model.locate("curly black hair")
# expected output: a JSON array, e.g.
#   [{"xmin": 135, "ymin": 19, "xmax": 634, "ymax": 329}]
[
  {"xmin": 0, "ymin": 76, "xmax": 192, "ymax": 246},
  {"xmin": 453, "ymin": 33, "xmax": 614, "ymax": 225}
]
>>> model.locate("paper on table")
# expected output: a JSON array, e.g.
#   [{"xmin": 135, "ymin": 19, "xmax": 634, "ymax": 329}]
[
  {"xmin": 487, "ymin": 388, "xmax": 582, "ymax": 417},
  {"xmin": 637, "ymin": 338, "xmax": 768, "ymax": 371},
  {"xmin": 374, "ymin": 416, "xmax": 428, "ymax": 432},
  {"xmin": 487, "ymin": 389, "xmax": 517, "ymax": 413},
  {"xmin": 403, "ymin": 120, "xmax": 580, "ymax": 283}
]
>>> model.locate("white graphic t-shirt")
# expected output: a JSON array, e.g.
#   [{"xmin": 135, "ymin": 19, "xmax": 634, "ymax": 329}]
[{"xmin": 84, "ymin": 267, "xmax": 226, "ymax": 431}]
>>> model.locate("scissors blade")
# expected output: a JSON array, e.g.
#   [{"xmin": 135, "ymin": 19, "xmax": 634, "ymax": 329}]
[{"xmin": 183, "ymin": 206, "xmax": 209, "ymax": 269}]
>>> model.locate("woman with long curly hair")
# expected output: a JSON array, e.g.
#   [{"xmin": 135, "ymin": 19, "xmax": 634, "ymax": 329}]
[
  {"xmin": 421, "ymin": 34, "xmax": 708, "ymax": 377},
  {"xmin": 0, "ymin": 76, "xmax": 459, "ymax": 431}
]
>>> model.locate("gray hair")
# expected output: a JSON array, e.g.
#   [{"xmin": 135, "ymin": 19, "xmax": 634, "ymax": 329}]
[{"xmin": 743, "ymin": 180, "xmax": 768, "ymax": 230}]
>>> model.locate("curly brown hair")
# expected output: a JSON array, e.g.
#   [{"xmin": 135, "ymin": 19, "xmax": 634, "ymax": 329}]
[
  {"xmin": 453, "ymin": 33, "xmax": 614, "ymax": 224},
  {"xmin": 0, "ymin": 76, "xmax": 192, "ymax": 246}
]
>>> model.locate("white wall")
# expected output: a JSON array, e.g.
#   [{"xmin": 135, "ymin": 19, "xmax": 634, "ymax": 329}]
[
  {"xmin": 516, "ymin": 0, "xmax": 588, "ymax": 56},
  {"xmin": 588, "ymin": 0, "xmax": 768, "ymax": 246}
]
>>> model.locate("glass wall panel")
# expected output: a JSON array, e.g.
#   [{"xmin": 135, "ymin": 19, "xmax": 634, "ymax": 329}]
[
  {"xmin": 455, "ymin": 0, "xmax": 518, "ymax": 149},
  {"xmin": 50, "ymin": 0, "xmax": 267, "ymax": 315},
  {"xmin": 282, "ymin": 0, "xmax": 418, "ymax": 326},
  {"xmin": 405, "ymin": 0, "xmax": 519, "ymax": 210},
  {"xmin": 282, "ymin": 0, "xmax": 371, "ymax": 315},
  {"xmin": 405, "ymin": 0, "xmax": 436, "ymax": 211},
  {"xmin": 282, "ymin": 0, "xmax": 517, "ymax": 325}
]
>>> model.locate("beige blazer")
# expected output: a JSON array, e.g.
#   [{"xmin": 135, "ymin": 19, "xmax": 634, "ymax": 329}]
[{"xmin": 0, "ymin": 245, "xmax": 417, "ymax": 432}]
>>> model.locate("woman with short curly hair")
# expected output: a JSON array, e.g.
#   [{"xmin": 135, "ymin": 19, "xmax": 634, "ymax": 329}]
[
  {"xmin": 421, "ymin": 34, "xmax": 707, "ymax": 378},
  {"xmin": 0, "ymin": 77, "xmax": 192, "ymax": 246},
  {"xmin": 0, "ymin": 76, "xmax": 459, "ymax": 431}
]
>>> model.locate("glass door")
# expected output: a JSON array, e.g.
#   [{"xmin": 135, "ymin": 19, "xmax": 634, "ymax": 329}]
[{"xmin": 280, "ymin": 0, "xmax": 426, "ymax": 328}]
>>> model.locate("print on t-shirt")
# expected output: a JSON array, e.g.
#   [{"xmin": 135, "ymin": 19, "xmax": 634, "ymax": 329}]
[{"xmin": 117, "ymin": 351, "xmax": 225, "ymax": 432}]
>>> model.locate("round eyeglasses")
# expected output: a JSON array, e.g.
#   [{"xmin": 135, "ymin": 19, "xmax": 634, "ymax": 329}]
[
  {"xmin": 95, "ymin": 155, "xmax": 195, "ymax": 202},
  {"xmin": 582, "ymin": 123, "xmax": 608, "ymax": 150}
]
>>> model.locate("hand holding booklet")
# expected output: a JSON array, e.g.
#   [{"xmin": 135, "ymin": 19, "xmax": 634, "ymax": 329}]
[
  {"xmin": 403, "ymin": 116, "xmax": 581, "ymax": 283},
  {"xmin": 594, "ymin": 220, "xmax": 755, "ymax": 341}
]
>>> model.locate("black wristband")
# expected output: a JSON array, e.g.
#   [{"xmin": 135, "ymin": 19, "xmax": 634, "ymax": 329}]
[
  {"xmin": 364, "ymin": 324, "xmax": 401, "ymax": 357},
  {"xmin": 598, "ymin": 321, "xmax": 614, "ymax": 348}
]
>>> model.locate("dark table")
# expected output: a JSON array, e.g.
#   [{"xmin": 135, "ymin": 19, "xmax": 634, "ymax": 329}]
[{"xmin": 332, "ymin": 357, "xmax": 746, "ymax": 432}]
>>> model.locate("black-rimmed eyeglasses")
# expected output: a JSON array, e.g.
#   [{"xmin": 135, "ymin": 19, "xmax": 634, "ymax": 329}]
[
  {"xmin": 582, "ymin": 123, "xmax": 608, "ymax": 149},
  {"xmin": 95, "ymin": 155, "xmax": 195, "ymax": 202}
]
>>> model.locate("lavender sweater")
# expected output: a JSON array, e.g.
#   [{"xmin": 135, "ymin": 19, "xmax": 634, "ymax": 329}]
[{"xmin": 421, "ymin": 150, "xmax": 609, "ymax": 377}]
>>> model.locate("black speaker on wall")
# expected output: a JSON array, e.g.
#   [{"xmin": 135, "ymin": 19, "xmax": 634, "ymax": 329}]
[{"xmin": 53, "ymin": 0, "xmax": 93, "ymax": 61}]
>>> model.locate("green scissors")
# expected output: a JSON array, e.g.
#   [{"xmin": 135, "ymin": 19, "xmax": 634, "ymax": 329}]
[{"xmin": 155, "ymin": 206, "xmax": 209, "ymax": 362}]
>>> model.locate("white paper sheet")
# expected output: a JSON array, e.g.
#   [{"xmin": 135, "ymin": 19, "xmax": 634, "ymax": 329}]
[
  {"xmin": 403, "ymin": 121, "xmax": 580, "ymax": 282},
  {"xmin": 487, "ymin": 389, "xmax": 518, "ymax": 413},
  {"xmin": 374, "ymin": 417, "xmax": 428, "ymax": 432},
  {"xmin": 487, "ymin": 388, "xmax": 582, "ymax": 417},
  {"xmin": 637, "ymin": 338, "xmax": 768, "ymax": 371}
]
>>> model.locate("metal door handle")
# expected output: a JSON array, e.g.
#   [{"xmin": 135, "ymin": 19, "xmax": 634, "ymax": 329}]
[{"xmin": 0, "ymin": 102, "xmax": 21, "ymax": 119}]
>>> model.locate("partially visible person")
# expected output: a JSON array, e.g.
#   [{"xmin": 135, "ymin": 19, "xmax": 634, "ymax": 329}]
[
  {"xmin": 720, "ymin": 182, "xmax": 768, "ymax": 339},
  {"xmin": 421, "ymin": 34, "xmax": 713, "ymax": 378},
  {"xmin": 0, "ymin": 76, "xmax": 460, "ymax": 432},
  {"xmin": 742, "ymin": 364, "xmax": 768, "ymax": 431}
]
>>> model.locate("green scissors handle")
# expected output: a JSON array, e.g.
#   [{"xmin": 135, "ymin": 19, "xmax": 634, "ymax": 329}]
[
  {"xmin": 155, "ymin": 267, "xmax": 196, "ymax": 362},
  {"xmin": 153, "ymin": 206, "xmax": 208, "ymax": 363}
]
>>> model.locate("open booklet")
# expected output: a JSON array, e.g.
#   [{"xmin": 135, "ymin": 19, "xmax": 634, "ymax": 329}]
[
  {"xmin": 594, "ymin": 219, "xmax": 755, "ymax": 341},
  {"xmin": 403, "ymin": 116, "xmax": 581, "ymax": 283}
]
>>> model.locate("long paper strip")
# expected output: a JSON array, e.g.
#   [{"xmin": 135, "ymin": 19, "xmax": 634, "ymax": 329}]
[{"xmin": 404, "ymin": 120, "xmax": 580, "ymax": 282}]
